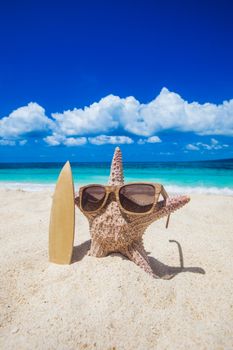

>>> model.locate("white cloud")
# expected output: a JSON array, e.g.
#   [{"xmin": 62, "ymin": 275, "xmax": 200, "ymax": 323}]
[
  {"xmin": 186, "ymin": 138, "xmax": 229, "ymax": 151},
  {"xmin": 0, "ymin": 139, "xmax": 16, "ymax": 146},
  {"xmin": 1, "ymin": 88, "xmax": 233, "ymax": 148},
  {"xmin": 138, "ymin": 136, "xmax": 161, "ymax": 144},
  {"xmin": 19, "ymin": 139, "xmax": 27, "ymax": 146},
  {"xmin": 47, "ymin": 88, "xmax": 233, "ymax": 141},
  {"xmin": 147, "ymin": 136, "xmax": 161, "ymax": 143},
  {"xmin": 63, "ymin": 137, "xmax": 87, "ymax": 146},
  {"xmin": 88, "ymin": 135, "xmax": 134, "ymax": 145},
  {"xmin": 186, "ymin": 144, "xmax": 200, "ymax": 151},
  {"xmin": 44, "ymin": 134, "xmax": 87, "ymax": 146},
  {"xmin": 210, "ymin": 138, "xmax": 218, "ymax": 145},
  {"xmin": 0, "ymin": 103, "xmax": 52, "ymax": 139},
  {"xmin": 50, "ymin": 95, "xmax": 120, "ymax": 136},
  {"xmin": 0, "ymin": 139, "xmax": 28, "ymax": 146},
  {"xmin": 44, "ymin": 134, "xmax": 63, "ymax": 146},
  {"xmin": 44, "ymin": 134, "xmax": 133, "ymax": 146}
]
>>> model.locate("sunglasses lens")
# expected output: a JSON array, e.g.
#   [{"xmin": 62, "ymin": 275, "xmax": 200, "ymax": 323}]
[
  {"xmin": 81, "ymin": 186, "xmax": 106, "ymax": 212},
  {"xmin": 119, "ymin": 184, "xmax": 155, "ymax": 213}
]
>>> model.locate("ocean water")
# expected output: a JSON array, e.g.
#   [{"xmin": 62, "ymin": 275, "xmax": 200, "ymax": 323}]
[{"xmin": 0, "ymin": 159, "xmax": 233, "ymax": 195}]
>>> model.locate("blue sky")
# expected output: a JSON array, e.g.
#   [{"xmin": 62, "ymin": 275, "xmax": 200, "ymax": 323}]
[{"xmin": 0, "ymin": 0, "xmax": 233, "ymax": 162}]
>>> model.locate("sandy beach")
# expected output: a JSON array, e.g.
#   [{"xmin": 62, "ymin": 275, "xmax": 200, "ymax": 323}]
[{"xmin": 0, "ymin": 188, "xmax": 233, "ymax": 350}]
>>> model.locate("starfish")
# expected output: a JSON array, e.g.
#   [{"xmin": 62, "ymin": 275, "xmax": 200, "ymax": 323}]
[{"xmin": 75, "ymin": 147, "xmax": 190, "ymax": 278}]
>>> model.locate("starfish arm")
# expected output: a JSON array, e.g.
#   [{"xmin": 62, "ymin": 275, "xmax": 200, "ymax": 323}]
[
  {"xmin": 122, "ymin": 242, "xmax": 155, "ymax": 277},
  {"xmin": 129, "ymin": 195, "xmax": 190, "ymax": 231},
  {"xmin": 88, "ymin": 239, "xmax": 108, "ymax": 257},
  {"xmin": 155, "ymin": 195, "xmax": 190, "ymax": 226},
  {"xmin": 134, "ymin": 239, "xmax": 150, "ymax": 261},
  {"xmin": 108, "ymin": 147, "xmax": 124, "ymax": 186}
]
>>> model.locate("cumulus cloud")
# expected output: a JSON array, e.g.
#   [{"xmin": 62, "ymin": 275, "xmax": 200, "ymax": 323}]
[
  {"xmin": 63, "ymin": 137, "xmax": 87, "ymax": 146},
  {"xmin": 19, "ymin": 139, "xmax": 27, "ymax": 146},
  {"xmin": 88, "ymin": 135, "xmax": 134, "ymax": 145},
  {"xmin": 0, "ymin": 139, "xmax": 28, "ymax": 146},
  {"xmin": 47, "ymin": 88, "xmax": 233, "ymax": 139},
  {"xmin": 1, "ymin": 88, "xmax": 233, "ymax": 148},
  {"xmin": 0, "ymin": 139, "xmax": 16, "ymax": 146},
  {"xmin": 44, "ymin": 134, "xmax": 87, "ymax": 146},
  {"xmin": 186, "ymin": 144, "xmax": 200, "ymax": 151},
  {"xmin": 0, "ymin": 103, "xmax": 52, "ymax": 139},
  {"xmin": 147, "ymin": 136, "xmax": 162, "ymax": 143},
  {"xmin": 186, "ymin": 138, "xmax": 229, "ymax": 151},
  {"xmin": 138, "ymin": 136, "xmax": 161, "ymax": 144},
  {"xmin": 44, "ymin": 134, "xmax": 133, "ymax": 146},
  {"xmin": 44, "ymin": 134, "xmax": 63, "ymax": 146}
]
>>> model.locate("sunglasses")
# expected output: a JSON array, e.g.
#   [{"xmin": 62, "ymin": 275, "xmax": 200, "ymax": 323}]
[{"xmin": 78, "ymin": 182, "xmax": 169, "ymax": 216}]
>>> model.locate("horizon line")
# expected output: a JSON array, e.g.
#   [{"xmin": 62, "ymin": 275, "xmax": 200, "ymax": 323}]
[{"xmin": 0, "ymin": 157, "xmax": 233, "ymax": 165}]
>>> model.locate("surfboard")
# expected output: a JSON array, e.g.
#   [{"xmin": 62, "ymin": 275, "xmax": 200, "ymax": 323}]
[{"xmin": 49, "ymin": 161, "xmax": 75, "ymax": 264}]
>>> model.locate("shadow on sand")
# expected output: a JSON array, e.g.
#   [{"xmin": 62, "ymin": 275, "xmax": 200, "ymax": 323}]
[
  {"xmin": 149, "ymin": 239, "xmax": 205, "ymax": 280},
  {"xmin": 71, "ymin": 239, "xmax": 205, "ymax": 280},
  {"xmin": 72, "ymin": 240, "xmax": 91, "ymax": 263}
]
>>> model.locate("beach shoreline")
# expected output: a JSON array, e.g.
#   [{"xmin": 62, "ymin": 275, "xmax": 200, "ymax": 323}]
[
  {"xmin": 0, "ymin": 188, "xmax": 233, "ymax": 349},
  {"xmin": 1, "ymin": 158, "xmax": 233, "ymax": 196},
  {"xmin": 0, "ymin": 182, "xmax": 233, "ymax": 196}
]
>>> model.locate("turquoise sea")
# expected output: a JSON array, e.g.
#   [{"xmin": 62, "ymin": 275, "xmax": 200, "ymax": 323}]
[{"xmin": 0, "ymin": 159, "xmax": 233, "ymax": 195}]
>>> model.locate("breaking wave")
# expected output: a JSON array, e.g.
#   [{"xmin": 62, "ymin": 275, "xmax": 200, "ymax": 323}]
[{"xmin": 0, "ymin": 181, "xmax": 233, "ymax": 196}]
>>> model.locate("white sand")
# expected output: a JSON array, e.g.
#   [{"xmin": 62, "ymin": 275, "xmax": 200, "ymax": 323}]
[{"xmin": 0, "ymin": 189, "xmax": 233, "ymax": 350}]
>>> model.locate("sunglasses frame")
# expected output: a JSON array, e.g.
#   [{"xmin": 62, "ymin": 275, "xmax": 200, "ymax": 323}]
[{"xmin": 78, "ymin": 182, "xmax": 169, "ymax": 216}]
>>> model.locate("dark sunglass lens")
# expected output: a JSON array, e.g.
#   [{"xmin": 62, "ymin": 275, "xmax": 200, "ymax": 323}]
[
  {"xmin": 119, "ymin": 184, "xmax": 155, "ymax": 213},
  {"xmin": 81, "ymin": 186, "xmax": 106, "ymax": 212}
]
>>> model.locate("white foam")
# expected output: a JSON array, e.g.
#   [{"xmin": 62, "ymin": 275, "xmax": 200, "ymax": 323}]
[
  {"xmin": 0, "ymin": 182, "xmax": 55, "ymax": 192},
  {"xmin": 165, "ymin": 184, "xmax": 233, "ymax": 196},
  {"xmin": 0, "ymin": 181, "xmax": 233, "ymax": 196}
]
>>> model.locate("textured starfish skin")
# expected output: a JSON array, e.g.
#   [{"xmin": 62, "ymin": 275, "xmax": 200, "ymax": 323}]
[{"xmin": 75, "ymin": 147, "xmax": 190, "ymax": 277}]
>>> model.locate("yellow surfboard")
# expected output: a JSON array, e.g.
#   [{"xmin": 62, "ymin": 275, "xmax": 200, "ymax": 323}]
[{"xmin": 49, "ymin": 161, "xmax": 75, "ymax": 264}]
